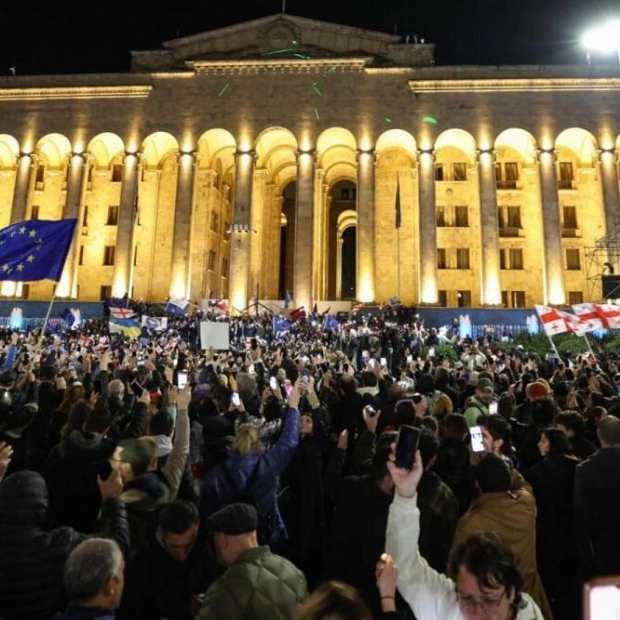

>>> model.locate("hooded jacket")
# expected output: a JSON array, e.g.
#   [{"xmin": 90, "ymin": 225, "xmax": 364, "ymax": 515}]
[{"xmin": 0, "ymin": 470, "xmax": 129, "ymax": 620}]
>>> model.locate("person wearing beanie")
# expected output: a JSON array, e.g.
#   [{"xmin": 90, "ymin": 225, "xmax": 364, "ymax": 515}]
[
  {"xmin": 194, "ymin": 503, "xmax": 307, "ymax": 620},
  {"xmin": 463, "ymin": 377, "xmax": 495, "ymax": 428}
]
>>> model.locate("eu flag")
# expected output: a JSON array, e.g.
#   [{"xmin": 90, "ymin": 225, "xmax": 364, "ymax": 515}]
[{"xmin": 0, "ymin": 219, "xmax": 77, "ymax": 282}]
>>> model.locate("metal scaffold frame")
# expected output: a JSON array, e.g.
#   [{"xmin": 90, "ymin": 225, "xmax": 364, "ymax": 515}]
[{"xmin": 585, "ymin": 218, "xmax": 620, "ymax": 301}]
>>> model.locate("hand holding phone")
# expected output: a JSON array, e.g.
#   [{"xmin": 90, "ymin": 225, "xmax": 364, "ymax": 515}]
[
  {"xmin": 231, "ymin": 391, "xmax": 241, "ymax": 407},
  {"xmin": 394, "ymin": 425, "xmax": 421, "ymax": 471},
  {"xmin": 177, "ymin": 371, "xmax": 188, "ymax": 389},
  {"xmin": 584, "ymin": 576, "xmax": 620, "ymax": 620},
  {"xmin": 489, "ymin": 401, "xmax": 498, "ymax": 415},
  {"xmin": 470, "ymin": 425, "xmax": 485, "ymax": 453}
]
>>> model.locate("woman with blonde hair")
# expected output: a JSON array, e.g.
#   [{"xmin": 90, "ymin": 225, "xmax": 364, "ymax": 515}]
[{"xmin": 200, "ymin": 387, "xmax": 301, "ymax": 549}]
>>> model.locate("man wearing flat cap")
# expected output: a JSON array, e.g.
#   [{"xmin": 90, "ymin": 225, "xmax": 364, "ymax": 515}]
[
  {"xmin": 463, "ymin": 376, "xmax": 495, "ymax": 428},
  {"xmin": 194, "ymin": 502, "xmax": 307, "ymax": 619}
]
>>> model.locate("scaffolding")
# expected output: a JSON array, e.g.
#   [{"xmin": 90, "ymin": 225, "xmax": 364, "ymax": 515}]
[{"xmin": 585, "ymin": 218, "xmax": 620, "ymax": 301}]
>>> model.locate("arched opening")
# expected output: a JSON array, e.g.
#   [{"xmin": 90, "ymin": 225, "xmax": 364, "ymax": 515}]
[{"xmin": 340, "ymin": 226, "xmax": 357, "ymax": 300}]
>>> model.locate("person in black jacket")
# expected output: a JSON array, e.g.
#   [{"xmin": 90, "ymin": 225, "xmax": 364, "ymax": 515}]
[{"xmin": 0, "ymin": 468, "xmax": 129, "ymax": 620}]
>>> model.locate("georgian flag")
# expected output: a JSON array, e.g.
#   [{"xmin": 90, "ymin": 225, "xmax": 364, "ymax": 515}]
[
  {"xmin": 572, "ymin": 303, "xmax": 604, "ymax": 333},
  {"xmin": 593, "ymin": 303, "xmax": 620, "ymax": 329},
  {"xmin": 109, "ymin": 307, "xmax": 136, "ymax": 320},
  {"xmin": 535, "ymin": 305, "xmax": 572, "ymax": 336}
]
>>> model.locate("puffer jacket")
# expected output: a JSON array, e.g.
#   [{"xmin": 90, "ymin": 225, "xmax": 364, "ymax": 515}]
[
  {"xmin": 195, "ymin": 546, "xmax": 307, "ymax": 620},
  {"xmin": 200, "ymin": 408, "xmax": 300, "ymax": 547},
  {"xmin": 0, "ymin": 470, "xmax": 129, "ymax": 620}
]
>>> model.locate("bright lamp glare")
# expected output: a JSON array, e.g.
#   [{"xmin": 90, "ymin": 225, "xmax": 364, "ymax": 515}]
[{"xmin": 583, "ymin": 20, "xmax": 620, "ymax": 52}]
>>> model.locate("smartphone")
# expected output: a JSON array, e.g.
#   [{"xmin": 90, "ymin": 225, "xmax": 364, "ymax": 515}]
[
  {"xmin": 130, "ymin": 380, "xmax": 144, "ymax": 397},
  {"xmin": 269, "ymin": 376, "xmax": 278, "ymax": 390},
  {"xmin": 284, "ymin": 379, "xmax": 293, "ymax": 396},
  {"xmin": 368, "ymin": 358, "xmax": 376, "ymax": 368},
  {"xmin": 93, "ymin": 379, "xmax": 102, "ymax": 394},
  {"xmin": 177, "ymin": 371, "xmax": 188, "ymax": 389},
  {"xmin": 406, "ymin": 355, "xmax": 413, "ymax": 363},
  {"xmin": 249, "ymin": 363, "xmax": 255, "ymax": 374},
  {"xmin": 231, "ymin": 391, "xmax": 241, "ymax": 407},
  {"xmin": 489, "ymin": 401, "xmax": 498, "ymax": 415},
  {"xmin": 470, "ymin": 425, "xmax": 485, "ymax": 453},
  {"xmin": 380, "ymin": 357, "xmax": 387, "ymax": 367},
  {"xmin": 584, "ymin": 576, "xmax": 620, "ymax": 620},
  {"xmin": 394, "ymin": 425, "xmax": 421, "ymax": 471},
  {"xmin": 365, "ymin": 406, "xmax": 378, "ymax": 418},
  {"xmin": 428, "ymin": 347, "xmax": 436, "ymax": 358}
]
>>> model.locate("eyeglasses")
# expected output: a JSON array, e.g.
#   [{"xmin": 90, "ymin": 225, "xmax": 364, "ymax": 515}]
[{"xmin": 456, "ymin": 589, "xmax": 505, "ymax": 614}]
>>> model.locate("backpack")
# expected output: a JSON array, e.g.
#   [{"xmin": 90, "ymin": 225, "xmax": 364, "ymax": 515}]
[{"xmin": 220, "ymin": 459, "xmax": 271, "ymax": 545}]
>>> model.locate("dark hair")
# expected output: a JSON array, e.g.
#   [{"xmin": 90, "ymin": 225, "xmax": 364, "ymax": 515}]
[
  {"xmin": 443, "ymin": 413, "xmax": 468, "ymax": 442},
  {"xmin": 540, "ymin": 427, "xmax": 574, "ymax": 455},
  {"xmin": 83, "ymin": 405, "xmax": 111, "ymax": 435},
  {"xmin": 394, "ymin": 399, "xmax": 416, "ymax": 427},
  {"xmin": 598, "ymin": 415, "xmax": 620, "ymax": 446},
  {"xmin": 369, "ymin": 442, "xmax": 392, "ymax": 483},
  {"xmin": 148, "ymin": 411, "xmax": 175, "ymax": 437},
  {"xmin": 61, "ymin": 400, "xmax": 92, "ymax": 440},
  {"xmin": 554, "ymin": 410, "xmax": 585, "ymax": 434},
  {"xmin": 418, "ymin": 425, "xmax": 439, "ymax": 468},
  {"xmin": 158, "ymin": 500, "xmax": 200, "ymax": 534},
  {"xmin": 294, "ymin": 580, "xmax": 372, "ymax": 620},
  {"xmin": 449, "ymin": 531, "xmax": 523, "ymax": 611},
  {"xmin": 474, "ymin": 453, "xmax": 511, "ymax": 493},
  {"xmin": 117, "ymin": 438, "xmax": 152, "ymax": 476}
]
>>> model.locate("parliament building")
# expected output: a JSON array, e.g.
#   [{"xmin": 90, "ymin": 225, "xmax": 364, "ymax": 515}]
[{"xmin": 1, "ymin": 13, "xmax": 620, "ymax": 312}]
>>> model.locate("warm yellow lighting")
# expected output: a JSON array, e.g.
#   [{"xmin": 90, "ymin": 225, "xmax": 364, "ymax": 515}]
[
  {"xmin": 1, "ymin": 282, "xmax": 16, "ymax": 297},
  {"xmin": 484, "ymin": 276, "xmax": 502, "ymax": 305},
  {"xmin": 421, "ymin": 279, "xmax": 438, "ymax": 304},
  {"xmin": 548, "ymin": 279, "xmax": 565, "ymax": 306},
  {"xmin": 358, "ymin": 272, "xmax": 374, "ymax": 303}
]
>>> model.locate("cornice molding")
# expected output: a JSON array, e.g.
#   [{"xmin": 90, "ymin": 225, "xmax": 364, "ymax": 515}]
[
  {"xmin": 409, "ymin": 78, "xmax": 620, "ymax": 93},
  {"xmin": 188, "ymin": 57, "xmax": 371, "ymax": 75},
  {"xmin": 0, "ymin": 86, "xmax": 152, "ymax": 101}
]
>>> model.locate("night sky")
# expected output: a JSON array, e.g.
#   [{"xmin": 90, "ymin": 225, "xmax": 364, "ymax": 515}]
[{"xmin": 1, "ymin": 0, "xmax": 619, "ymax": 76}]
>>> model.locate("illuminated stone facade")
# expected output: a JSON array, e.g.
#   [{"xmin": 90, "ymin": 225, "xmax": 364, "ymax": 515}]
[{"xmin": 0, "ymin": 13, "xmax": 619, "ymax": 310}]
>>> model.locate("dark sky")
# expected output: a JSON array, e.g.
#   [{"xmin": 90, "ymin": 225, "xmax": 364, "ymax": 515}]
[{"xmin": 1, "ymin": 0, "xmax": 619, "ymax": 76}]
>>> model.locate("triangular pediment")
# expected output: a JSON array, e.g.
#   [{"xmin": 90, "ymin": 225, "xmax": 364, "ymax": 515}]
[{"xmin": 130, "ymin": 13, "xmax": 434, "ymax": 72}]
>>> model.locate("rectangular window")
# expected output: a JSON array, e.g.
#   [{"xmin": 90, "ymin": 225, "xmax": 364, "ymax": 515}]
[
  {"xmin": 100, "ymin": 285, "xmax": 112, "ymax": 301},
  {"xmin": 507, "ymin": 206, "xmax": 521, "ymax": 228},
  {"xmin": 211, "ymin": 211, "xmax": 220, "ymax": 233},
  {"xmin": 456, "ymin": 248, "xmax": 470, "ymax": 269},
  {"xmin": 566, "ymin": 248, "xmax": 581, "ymax": 270},
  {"xmin": 437, "ymin": 248, "xmax": 447, "ymax": 269},
  {"xmin": 82, "ymin": 205, "xmax": 89, "ymax": 227},
  {"xmin": 500, "ymin": 249, "xmax": 508, "ymax": 270},
  {"xmin": 502, "ymin": 291, "xmax": 526, "ymax": 308},
  {"xmin": 35, "ymin": 165, "xmax": 45, "ymax": 190},
  {"xmin": 111, "ymin": 164, "xmax": 123, "ymax": 183},
  {"xmin": 505, "ymin": 162, "xmax": 519, "ymax": 181},
  {"xmin": 437, "ymin": 290, "xmax": 447, "ymax": 307},
  {"xmin": 19, "ymin": 284, "xmax": 30, "ymax": 300},
  {"xmin": 103, "ymin": 246, "xmax": 115, "ymax": 266},
  {"xmin": 436, "ymin": 206, "xmax": 446, "ymax": 227},
  {"xmin": 510, "ymin": 248, "xmax": 524, "ymax": 270},
  {"xmin": 562, "ymin": 205, "xmax": 578, "ymax": 229},
  {"xmin": 569, "ymin": 291, "xmax": 584, "ymax": 305},
  {"xmin": 78, "ymin": 245, "xmax": 84, "ymax": 266},
  {"xmin": 454, "ymin": 205, "xmax": 469, "ymax": 227},
  {"xmin": 558, "ymin": 162, "xmax": 574, "ymax": 189},
  {"xmin": 222, "ymin": 258, "xmax": 229, "ymax": 277},
  {"xmin": 453, "ymin": 162, "xmax": 467, "ymax": 181},
  {"xmin": 434, "ymin": 164, "xmax": 444, "ymax": 181},
  {"xmin": 457, "ymin": 290, "xmax": 471, "ymax": 307},
  {"xmin": 30, "ymin": 205, "xmax": 40, "ymax": 220},
  {"xmin": 208, "ymin": 250, "xmax": 216, "ymax": 271},
  {"xmin": 107, "ymin": 206, "xmax": 119, "ymax": 226}
]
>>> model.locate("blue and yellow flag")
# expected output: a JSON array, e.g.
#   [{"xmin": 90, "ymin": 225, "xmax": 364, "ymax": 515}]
[{"xmin": 0, "ymin": 218, "xmax": 77, "ymax": 282}]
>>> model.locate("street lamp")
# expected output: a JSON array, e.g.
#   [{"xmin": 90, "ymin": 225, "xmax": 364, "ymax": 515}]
[{"xmin": 582, "ymin": 20, "xmax": 620, "ymax": 70}]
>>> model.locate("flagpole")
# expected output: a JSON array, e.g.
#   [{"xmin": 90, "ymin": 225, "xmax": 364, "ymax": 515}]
[
  {"xmin": 397, "ymin": 227, "xmax": 401, "ymax": 302},
  {"xmin": 38, "ymin": 281, "xmax": 59, "ymax": 348},
  {"xmin": 583, "ymin": 334, "xmax": 596, "ymax": 356},
  {"xmin": 545, "ymin": 332, "xmax": 561, "ymax": 359}
]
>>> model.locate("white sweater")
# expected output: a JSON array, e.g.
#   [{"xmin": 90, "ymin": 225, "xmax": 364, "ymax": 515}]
[{"xmin": 385, "ymin": 493, "xmax": 545, "ymax": 620}]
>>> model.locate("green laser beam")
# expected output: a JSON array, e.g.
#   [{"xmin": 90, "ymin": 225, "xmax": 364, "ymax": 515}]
[
  {"xmin": 217, "ymin": 83, "xmax": 230, "ymax": 97},
  {"xmin": 261, "ymin": 47, "xmax": 294, "ymax": 57},
  {"xmin": 312, "ymin": 82, "xmax": 323, "ymax": 96},
  {"xmin": 384, "ymin": 116, "xmax": 393, "ymax": 123},
  {"xmin": 422, "ymin": 115, "xmax": 438, "ymax": 124},
  {"xmin": 314, "ymin": 107, "xmax": 320, "ymax": 120}
]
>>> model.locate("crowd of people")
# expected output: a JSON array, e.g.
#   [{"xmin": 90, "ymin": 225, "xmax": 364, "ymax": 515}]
[{"xmin": 0, "ymin": 304, "xmax": 619, "ymax": 620}]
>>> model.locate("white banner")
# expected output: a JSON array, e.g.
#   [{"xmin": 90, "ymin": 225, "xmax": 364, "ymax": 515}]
[{"xmin": 200, "ymin": 321, "xmax": 230, "ymax": 350}]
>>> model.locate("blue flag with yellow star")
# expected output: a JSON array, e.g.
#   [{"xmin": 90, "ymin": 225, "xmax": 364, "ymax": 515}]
[{"xmin": 0, "ymin": 218, "xmax": 77, "ymax": 282}]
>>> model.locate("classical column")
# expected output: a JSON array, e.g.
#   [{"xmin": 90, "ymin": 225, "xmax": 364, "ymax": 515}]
[
  {"xmin": 417, "ymin": 149, "xmax": 438, "ymax": 304},
  {"xmin": 312, "ymin": 170, "xmax": 326, "ymax": 300},
  {"xmin": 57, "ymin": 152, "xmax": 88, "ymax": 298},
  {"xmin": 229, "ymin": 150, "xmax": 255, "ymax": 312},
  {"xmin": 2, "ymin": 152, "xmax": 36, "ymax": 297},
  {"xmin": 251, "ymin": 168, "xmax": 269, "ymax": 300},
  {"xmin": 599, "ymin": 149, "xmax": 620, "ymax": 236},
  {"xmin": 111, "ymin": 152, "xmax": 140, "ymax": 298},
  {"xmin": 356, "ymin": 149, "xmax": 376, "ymax": 302},
  {"xmin": 477, "ymin": 149, "xmax": 502, "ymax": 305},
  {"xmin": 294, "ymin": 150, "xmax": 315, "ymax": 310},
  {"xmin": 167, "ymin": 151, "xmax": 197, "ymax": 300},
  {"xmin": 538, "ymin": 149, "xmax": 565, "ymax": 305}
]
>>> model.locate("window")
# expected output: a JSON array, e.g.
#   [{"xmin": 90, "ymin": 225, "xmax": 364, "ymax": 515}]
[
  {"xmin": 111, "ymin": 164, "xmax": 123, "ymax": 183},
  {"xmin": 437, "ymin": 290, "xmax": 447, "ymax": 307},
  {"xmin": 505, "ymin": 162, "xmax": 519, "ymax": 181},
  {"xmin": 500, "ymin": 248, "xmax": 524, "ymax": 270},
  {"xmin": 340, "ymin": 187, "xmax": 356, "ymax": 200},
  {"xmin": 436, "ymin": 206, "xmax": 446, "ymax": 227},
  {"xmin": 507, "ymin": 206, "xmax": 521, "ymax": 228},
  {"xmin": 100, "ymin": 285, "xmax": 112, "ymax": 301},
  {"xmin": 437, "ymin": 248, "xmax": 447, "ymax": 269},
  {"xmin": 210, "ymin": 211, "xmax": 220, "ymax": 233},
  {"xmin": 457, "ymin": 290, "xmax": 471, "ymax": 307},
  {"xmin": 35, "ymin": 165, "xmax": 45, "ymax": 190},
  {"xmin": 569, "ymin": 291, "xmax": 584, "ymax": 305},
  {"xmin": 82, "ymin": 205, "xmax": 89, "ymax": 227},
  {"xmin": 456, "ymin": 248, "xmax": 470, "ymax": 270},
  {"xmin": 496, "ymin": 162, "xmax": 519, "ymax": 189},
  {"xmin": 454, "ymin": 205, "xmax": 469, "ymax": 227},
  {"xmin": 221, "ymin": 258, "xmax": 229, "ymax": 277},
  {"xmin": 502, "ymin": 290, "xmax": 526, "ymax": 308},
  {"xmin": 558, "ymin": 162, "xmax": 574, "ymax": 189},
  {"xmin": 562, "ymin": 205, "xmax": 578, "ymax": 229},
  {"xmin": 498, "ymin": 206, "xmax": 521, "ymax": 235},
  {"xmin": 19, "ymin": 285, "xmax": 30, "ymax": 300},
  {"xmin": 78, "ymin": 246, "xmax": 84, "ymax": 266},
  {"xmin": 208, "ymin": 250, "xmax": 216, "ymax": 271},
  {"xmin": 30, "ymin": 205, "xmax": 40, "ymax": 220},
  {"xmin": 434, "ymin": 164, "xmax": 444, "ymax": 181},
  {"xmin": 566, "ymin": 248, "xmax": 581, "ymax": 270},
  {"xmin": 453, "ymin": 162, "xmax": 467, "ymax": 181},
  {"xmin": 103, "ymin": 246, "xmax": 115, "ymax": 266},
  {"xmin": 107, "ymin": 206, "xmax": 119, "ymax": 226}
]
